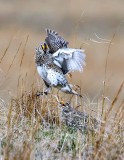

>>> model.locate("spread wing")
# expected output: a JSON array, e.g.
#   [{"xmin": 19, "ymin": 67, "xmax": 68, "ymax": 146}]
[
  {"xmin": 52, "ymin": 48, "xmax": 86, "ymax": 74},
  {"xmin": 45, "ymin": 29, "xmax": 69, "ymax": 53}
]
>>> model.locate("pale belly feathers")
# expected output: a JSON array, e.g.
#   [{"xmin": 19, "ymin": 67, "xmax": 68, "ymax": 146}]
[
  {"xmin": 37, "ymin": 65, "xmax": 67, "ymax": 87},
  {"xmin": 37, "ymin": 66, "xmax": 47, "ymax": 80}
]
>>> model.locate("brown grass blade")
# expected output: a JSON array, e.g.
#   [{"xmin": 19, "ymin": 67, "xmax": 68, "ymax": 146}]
[
  {"xmin": 7, "ymin": 41, "xmax": 23, "ymax": 74},
  {"xmin": 107, "ymin": 81, "xmax": 124, "ymax": 116},
  {"xmin": 0, "ymin": 36, "xmax": 13, "ymax": 65},
  {"xmin": 19, "ymin": 35, "xmax": 29, "ymax": 68},
  {"xmin": 101, "ymin": 29, "xmax": 117, "ymax": 116},
  {"xmin": 17, "ymin": 35, "xmax": 29, "ymax": 93}
]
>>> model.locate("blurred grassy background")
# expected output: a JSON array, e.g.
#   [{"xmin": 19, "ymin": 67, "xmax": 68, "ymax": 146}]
[{"xmin": 0, "ymin": 0, "xmax": 124, "ymax": 101}]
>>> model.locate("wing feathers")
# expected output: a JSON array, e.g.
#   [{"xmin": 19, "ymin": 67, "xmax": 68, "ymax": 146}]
[
  {"xmin": 46, "ymin": 28, "xmax": 58, "ymax": 36},
  {"xmin": 66, "ymin": 50, "xmax": 86, "ymax": 72},
  {"xmin": 45, "ymin": 28, "xmax": 69, "ymax": 53},
  {"xmin": 53, "ymin": 48, "xmax": 86, "ymax": 74}
]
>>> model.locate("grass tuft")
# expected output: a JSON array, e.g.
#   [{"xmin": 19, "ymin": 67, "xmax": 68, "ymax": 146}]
[{"xmin": 0, "ymin": 86, "xmax": 123, "ymax": 159}]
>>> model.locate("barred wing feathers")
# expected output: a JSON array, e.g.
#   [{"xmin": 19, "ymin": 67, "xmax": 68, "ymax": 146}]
[
  {"xmin": 52, "ymin": 48, "xmax": 86, "ymax": 74},
  {"xmin": 45, "ymin": 29, "xmax": 69, "ymax": 53}
]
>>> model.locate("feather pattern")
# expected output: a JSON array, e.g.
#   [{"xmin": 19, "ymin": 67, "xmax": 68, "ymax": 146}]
[
  {"xmin": 45, "ymin": 29, "xmax": 69, "ymax": 53},
  {"xmin": 52, "ymin": 48, "xmax": 86, "ymax": 74}
]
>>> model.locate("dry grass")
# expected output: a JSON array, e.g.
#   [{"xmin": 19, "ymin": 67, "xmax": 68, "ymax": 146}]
[
  {"xmin": 0, "ymin": 25, "xmax": 124, "ymax": 160},
  {"xmin": 0, "ymin": 30, "xmax": 124, "ymax": 160},
  {"xmin": 0, "ymin": 0, "xmax": 124, "ymax": 158},
  {"xmin": 0, "ymin": 82, "xmax": 123, "ymax": 160}
]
